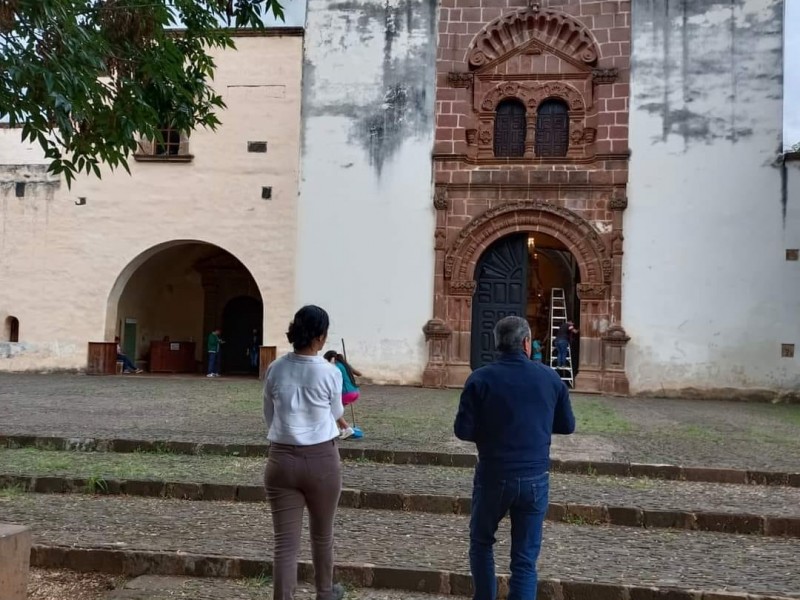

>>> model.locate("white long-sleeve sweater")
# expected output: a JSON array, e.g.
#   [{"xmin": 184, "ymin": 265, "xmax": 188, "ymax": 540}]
[{"xmin": 263, "ymin": 353, "xmax": 344, "ymax": 445}]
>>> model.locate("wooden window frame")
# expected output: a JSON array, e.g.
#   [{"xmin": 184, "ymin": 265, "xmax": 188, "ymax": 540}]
[{"xmin": 134, "ymin": 126, "xmax": 193, "ymax": 162}]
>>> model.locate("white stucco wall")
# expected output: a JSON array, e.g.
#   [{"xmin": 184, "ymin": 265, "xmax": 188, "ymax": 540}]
[
  {"xmin": 625, "ymin": 0, "xmax": 799, "ymax": 395},
  {"xmin": 297, "ymin": 0, "xmax": 437, "ymax": 383},
  {"xmin": 0, "ymin": 34, "xmax": 304, "ymax": 370}
]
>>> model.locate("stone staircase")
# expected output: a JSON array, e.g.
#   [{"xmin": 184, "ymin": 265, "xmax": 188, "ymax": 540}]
[{"xmin": 2, "ymin": 445, "xmax": 799, "ymax": 599}]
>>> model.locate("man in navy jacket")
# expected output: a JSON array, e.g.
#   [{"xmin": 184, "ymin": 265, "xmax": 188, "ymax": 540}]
[{"xmin": 455, "ymin": 316, "xmax": 575, "ymax": 600}]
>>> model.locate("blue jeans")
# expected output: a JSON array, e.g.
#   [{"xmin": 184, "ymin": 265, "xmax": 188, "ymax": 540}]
[
  {"xmin": 117, "ymin": 354, "xmax": 136, "ymax": 372},
  {"xmin": 208, "ymin": 351, "xmax": 219, "ymax": 375},
  {"xmin": 555, "ymin": 339, "xmax": 569, "ymax": 367},
  {"xmin": 469, "ymin": 472, "xmax": 549, "ymax": 600},
  {"xmin": 250, "ymin": 346, "xmax": 259, "ymax": 370}
]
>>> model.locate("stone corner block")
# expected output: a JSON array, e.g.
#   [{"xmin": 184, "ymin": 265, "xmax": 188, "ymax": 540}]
[{"xmin": 0, "ymin": 523, "xmax": 32, "ymax": 600}]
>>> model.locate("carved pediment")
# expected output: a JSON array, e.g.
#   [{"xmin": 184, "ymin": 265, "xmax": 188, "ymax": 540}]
[{"xmin": 466, "ymin": 7, "xmax": 600, "ymax": 72}]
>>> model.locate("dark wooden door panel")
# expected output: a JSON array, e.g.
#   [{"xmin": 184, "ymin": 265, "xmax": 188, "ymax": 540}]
[{"xmin": 470, "ymin": 234, "xmax": 529, "ymax": 369}]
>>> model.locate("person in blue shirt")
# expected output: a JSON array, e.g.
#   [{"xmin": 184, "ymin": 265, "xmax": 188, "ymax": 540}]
[
  {"xmin": 323, "ymin": 351, "xmax": 363, "ymax": 439},
  {"xmin": 455, "ymin": 315, "xmax": 575, "ymax": 600},
  {"xmin": 531, "ymin": 338, "xmax": 543, "ymax": 362}
]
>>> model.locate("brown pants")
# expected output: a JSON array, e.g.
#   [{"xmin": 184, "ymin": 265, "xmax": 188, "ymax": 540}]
[{"xmin": 265, "ymin": 440, "xmax": 342, "ymax": 600}]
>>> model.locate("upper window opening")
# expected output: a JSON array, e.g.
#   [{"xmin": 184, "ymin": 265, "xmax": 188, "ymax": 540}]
[
  {"xmin": 135, "ymin": 124, "xmax": 191, "ymax": 161},
  {"xmin": 535, "ymin": 99, "xmax": 569, "ymax": 157},
  {"xmin": 493, "ymin": 99, "xmax": 527, "ymax": 158},
  {"xmin": 155, "ymin": 126, "xmax": 182, "ymax": 156},
  {"xmin": 4, "ymin": 316, "xmax": 19, "ymax": 343}
]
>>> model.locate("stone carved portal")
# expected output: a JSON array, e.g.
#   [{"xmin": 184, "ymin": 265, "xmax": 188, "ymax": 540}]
[{"xmin": 423, "ymin": 202, "xmax": 629, "ymax": 394}]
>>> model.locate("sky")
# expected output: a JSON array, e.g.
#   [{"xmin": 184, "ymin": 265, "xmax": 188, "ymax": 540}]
[{"xmin": 786, "ymin": 0, "xmax": 800, "ymax": 148}]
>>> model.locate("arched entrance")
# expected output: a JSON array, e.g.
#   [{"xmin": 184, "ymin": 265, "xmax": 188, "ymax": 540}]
[
  {"xmin": 222, "ymin": 296, "xmax": 263, "ymax": 375},
  {"xmin": 105, "ymin": 241, "xmax": 263, "ymax": 374},
  {"xmin": 424, "ymin": 200, "xmax": 629, "ymax": 394},
  {"xmin": 470, "ymin": 232, "xmax": 580, "ymax": 370}
]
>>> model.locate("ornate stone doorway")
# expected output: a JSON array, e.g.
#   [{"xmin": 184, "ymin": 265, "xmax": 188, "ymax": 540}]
[{"xmin": 423, "ymin": 201, "xmax": 629, "ymax": 394}]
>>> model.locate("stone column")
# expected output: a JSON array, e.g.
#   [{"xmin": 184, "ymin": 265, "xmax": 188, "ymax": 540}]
[
  {"xmin": 0, "ymin": 523, "xmax": 31, "ymax": 600},
  {"xmin": 574, "ymin": 283, "xmax": 608, "ymax": 393},
  {"xmin": 601, "ymin": 325, "xmax": 631, "ymax": 394},
  {"xmin": 423, "ymin": 185, "xmax": 454, "ymax": 388},
  {"xmin": 421, "ymin": 319, "xmax": 452, "ymax": 388},
  {"xmin": 445, "ymin": 281, "xmax": 475, "ymax": 386}
]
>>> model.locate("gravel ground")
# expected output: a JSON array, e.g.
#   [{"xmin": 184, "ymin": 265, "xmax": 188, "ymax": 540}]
[
  {"xmin": 4, "ymin": 494, "xmax": 800, "ymax": 597},
  {"xmin": 28, "ymin": 569, "xmax": 122, "ymax": 600},
  {"xmin": 109, "ymin": 575, "xmax": 462, "ymax": 599},
  {"xmin": 2, "ymin": 448, "xmax": 800, "ymax": 517},
  {"xmin": 1, "ymin": 374, "xmax": 799, "ymax": 469}
]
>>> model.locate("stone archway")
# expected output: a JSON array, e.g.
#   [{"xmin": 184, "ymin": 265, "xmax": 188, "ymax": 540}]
[
  {"xmin": 423, "ymin": 201, "xmax": 629, "ymax": 394},
  {"xmin": 105, "ymin": 240, "xmax": 263, "ymax": 374}
]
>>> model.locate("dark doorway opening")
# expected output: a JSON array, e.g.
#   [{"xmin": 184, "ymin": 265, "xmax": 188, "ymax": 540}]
[
  {"xmin": 470, "ymin": 232, "xmax": 581, "ymax": 372},
  {"xmin": 222, "ymin": 296, "xmax": 263, "ymax": 375}
]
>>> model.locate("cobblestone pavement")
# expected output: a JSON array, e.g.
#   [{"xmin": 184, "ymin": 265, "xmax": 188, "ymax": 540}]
[
  {"xmin": 3, "ymin": 448, "xmax": 800, "ymax": 517},
  {"xmin": 1, "ymin": 374, "xmax": 799, "ymax": 470},
  {"xmin": 108, "ymin": 575, "xmax": 460, "ymax": 599},
  {"xmin": 4, "ymin": 494, "xmax": 800, "ymax": 597}
]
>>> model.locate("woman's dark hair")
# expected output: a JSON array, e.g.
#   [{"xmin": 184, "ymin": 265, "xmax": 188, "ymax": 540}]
[
  {"xmin": 286, "ymin": 305, "xmax": 330, "ymax": 351},
  {"xmin": 323, "ymin": 350, "xmax": 337, "ymax": 362}
]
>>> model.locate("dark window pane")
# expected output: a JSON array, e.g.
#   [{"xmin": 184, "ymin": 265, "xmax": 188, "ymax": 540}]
[
  {"xmin": 494, "ymin": 99, "xmax": 526, "ymax": 157},
  {"xmin": 535, "ymin": 99, "xmax": 569, "ymax": 157},
  {"xmin": 155, "ymin": 127, "xmax": 181, "ymax": 156}
]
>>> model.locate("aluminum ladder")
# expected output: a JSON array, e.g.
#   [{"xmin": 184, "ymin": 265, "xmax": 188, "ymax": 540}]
[{"xmin": 549, "ymin": 288, "xmax": 574, "ymax": 388}]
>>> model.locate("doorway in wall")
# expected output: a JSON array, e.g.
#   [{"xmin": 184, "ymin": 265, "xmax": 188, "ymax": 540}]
[{"xmin": 470, "ymin": 232, "xmax": 580, "ymax": 369}]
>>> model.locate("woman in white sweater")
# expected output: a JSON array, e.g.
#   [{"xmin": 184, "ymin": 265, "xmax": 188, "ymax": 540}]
[{"xmin": 263, "ymin": 305, "xmax": 346, "ymax": 600}]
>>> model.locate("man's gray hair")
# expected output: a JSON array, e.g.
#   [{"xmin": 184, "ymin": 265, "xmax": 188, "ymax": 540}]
[{"xmin": 493, "ymin": 316, "xmax": 531, "ymax": 353}]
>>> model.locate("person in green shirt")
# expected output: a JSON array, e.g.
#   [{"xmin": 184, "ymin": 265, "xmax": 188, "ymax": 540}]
[{"xmin": 207, "ymin": 328, "xmax": 224, "ymax": 377}]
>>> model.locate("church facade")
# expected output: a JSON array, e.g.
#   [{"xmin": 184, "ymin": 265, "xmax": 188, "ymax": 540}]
[{"xmin": 1, "ymin": 0, "xmax": 797, "ymax": 398}]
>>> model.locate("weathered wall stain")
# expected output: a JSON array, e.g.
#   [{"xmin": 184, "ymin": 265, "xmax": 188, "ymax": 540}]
[
  {"xmin": 633, "ymin": 0, "xmax": 783, "ymax": 148},
  {"xmin": 302, "ymin": 0, "xmax": 436, "ymax": 174}
]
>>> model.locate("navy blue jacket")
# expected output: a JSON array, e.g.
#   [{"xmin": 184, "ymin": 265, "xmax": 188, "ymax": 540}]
[{"xmin": 454, "ymin": 351, "xmax": 575, "ymax": 478}]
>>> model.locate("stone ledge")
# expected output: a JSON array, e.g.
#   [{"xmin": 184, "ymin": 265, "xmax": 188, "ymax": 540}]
[
  {"xmin": 4, "ymin": 474, "xmax": 800, "ymax": 538},
  {"xmin": 28, "ymin": 545, "xmax": 799, "ymax": 600},
  {"xmin": 2, "ymin": 434, "xmax": 799, "ymax": 488}
]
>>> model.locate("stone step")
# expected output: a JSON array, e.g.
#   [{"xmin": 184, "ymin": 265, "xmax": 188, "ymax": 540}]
[
  {"xmin": 3, "ymin": 455, "xmax": 799, "ymax": 536},
  {"xmin": 3, "ymin": 434, "xmax": 798, "ymax": 486},
  {"xmin": 5, "ymin": 493, "xmax": 800, "ymax": 598}
]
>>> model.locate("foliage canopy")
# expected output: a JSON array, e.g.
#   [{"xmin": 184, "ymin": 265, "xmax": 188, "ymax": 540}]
[{"xmin": 0, "ymin": 0, "xmax": 285, "ymax": 184}]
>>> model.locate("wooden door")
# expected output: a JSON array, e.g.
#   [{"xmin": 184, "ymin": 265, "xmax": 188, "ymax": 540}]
[
  {"xmin": 123, "ymin": 320, "xmax": 137, "ymax": 359},
  {"xmin": 470, "ymin": 234, "xmax": 529, "ymax": 369}
]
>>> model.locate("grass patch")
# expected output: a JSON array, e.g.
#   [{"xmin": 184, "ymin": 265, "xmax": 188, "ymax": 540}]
[
  {"xmin": 84, "ymin": 474, "xmax": 109, "ymax": 495},
  {"xmin": 572, "ymin": 399, "xmax": 633, "ymax": 434},
  {"xmin": 245, "ymin": 572, "xmax": 272, "ymax": 589},
  {"xmin": 672, "ymin": 424, "xmax": 723, "ymax": 442},
  {"xmin": 0, "ymin": 484, "xmax": 25, "ymax": 498},
  {"xmin": 0, "ymin": 447, "xmax": 264, "ymax": 485}
]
